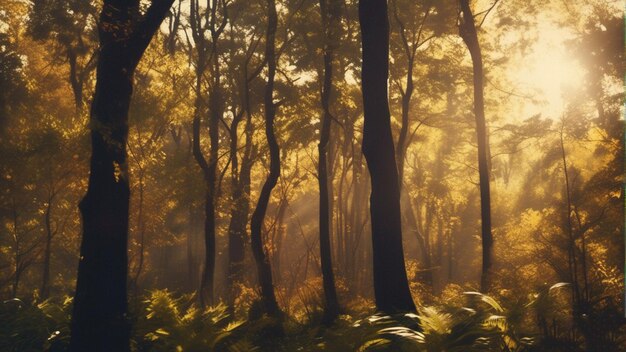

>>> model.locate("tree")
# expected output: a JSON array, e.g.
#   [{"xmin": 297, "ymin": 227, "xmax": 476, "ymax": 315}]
[
  {"xmin": 223, "ymin": 1, "xmax": 264, "ymax": 314},
  {"xmin": 188, "ymin": 0, "xmax": 229, "ymax": 308},
  {"xmin": 28, "ymin": 0, "xmax": 98, "ymax": 112},
  {"xmin": 69, "ymin": 0, "xmax": 174, "ymax": 350},
  {"xmin": 459, "ymin": 0, "xmax": 493, "ymax": 292},
  {"xmin": 358, "ymin": 0, "xmax": 415, "ymax": 313},
  {"xmin": 317, "ymin": 0, "xmax": 341, "ymax": 324},
  {"xmin": 0, "ymin": 31, "xmax": 27, "ymax": 132},
  {"xmin": 389, "ymin": 0, "xmax": 438, "ymax": 189},
  {"xmin": 249, "ymin": 0, "xmax": 281, "ymax": 318}
]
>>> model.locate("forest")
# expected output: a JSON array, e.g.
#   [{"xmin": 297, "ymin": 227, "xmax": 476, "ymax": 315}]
[{"xmin": 0, "ymin": 0, "xmax": 624, "ymax": 351}]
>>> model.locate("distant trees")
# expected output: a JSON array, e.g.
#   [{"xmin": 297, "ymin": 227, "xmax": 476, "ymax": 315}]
[
  {"xmin": 0, "ymin": 1, "xmax": 623, "ymax": 350},
  {"xmin": 69, "ymin": 0, "xmax": 174, "ymax": 351},
  {"xmin": 28, "ymin": 0, "xmax": 98, "ymax": 112},
  {"xmin": 389, "ymin": 0, "xmax": 437, "ymax": 189},
  {"xmin": 0, "ymin": 31, "xmax": 27, "ymax": 128},
  {"xmin": 358, "ymin": 0, "xmax": 415, "ymax": 313}
]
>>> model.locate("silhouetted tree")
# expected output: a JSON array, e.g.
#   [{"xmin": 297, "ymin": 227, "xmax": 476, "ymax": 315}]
[
  {"xmin": 70, "ymin": 0, "xmax": 174, "ymax": 350},
  {"xmin": 249, "ymin": 0, "xmax": 281, "ymax": 318},
  {"xmin": 188, "ymin": 0, "xmax": 228, "ymax": 307},
  {"xmin": 358, "ymin": 0, "xmax": 415, "ymax": 313},
  {"xmin": 225, "ymin": 12, "xmax": 263, "ymax": 314},
  {"xmin": 317, "ymin": 0, "xmax": 341, "ymax": 325},
  {"xmin": 459, "ymin": 0, "xmax": 493, "ymax": 292}
]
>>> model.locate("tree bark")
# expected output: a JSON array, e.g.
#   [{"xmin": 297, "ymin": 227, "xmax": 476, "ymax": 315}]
[
  {"xmin": 67, "ymin": 47, "xmax": 84, "ymax": 112},
  {"xmin": 227, "ymin": 41, "xmax": 259, "ymax": 315},
  {"xmin": 69, "ymin": 1, "xmax": 173, "ymax": 351},
  {"xmin": 459, "ymin": 0, "xmax": 493, "ymax": 292},
  {"xmin": 40, "ymin": 193, "xmax": 54, "ymax": 299},
  {"xmin": 191, "ymin": 67, "xmax": 216, "ymax": 306},
  {"xmin": 358, "ymin": 0, "xmax": 415, "ymax": 313},
  {"xmin": 226, "ymin": 115, "xmax": 254, "ymax": 314},
  {"xmin": 318, "ymin": 0, "xmax": 341, "ymax": 325},
  {"xmin": 249, "ymin": 0, "xmax": 281, "ymax": 318}
]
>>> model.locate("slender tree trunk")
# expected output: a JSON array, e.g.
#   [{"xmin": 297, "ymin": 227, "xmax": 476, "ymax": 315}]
[
  {"xmin": 67, "ymin": 46, "xmax": 84, "ymax": 112},
  {"xmin": 11, "ymin": 205, "xmax": 20, "ymax": 298},
  {"xmin": 249, "ymin": 0, "xmax": 281, "ymax": 318},
  {"xmin": 200, "ymin": 31, "xmax": 224, "ymax": 306},
  {"xmin": 318, "ymin": 4, "xmax": 341, "ymax": 317},
  {"xmin": 447, "ymin": 223, "xmax": 454, "ymax": 281},
  {"xmin": 189, "ymin": 0, "xmax": 227, "ymax": 308},
  {"xmin": 70, "ymin": 1, "xmax": 173, "ymax": 350},
  {"xmin": 191, "ymin": 67, "xmax": 213, "ymax": 306},
  {"xmin": 130, "ymin": 170, "xmax": 146, "ymax": 296},
  {"xmin": 227, "ymin": 41, "xmax": 260, "ymax": 313},
  {"xmin": 227, "ymin": 113, "xmax": 244, "ymax": 311},
  {"xmin": 226, "ymin": 107, "xmax": 254, "ymax": 315},
  {"xmin": 559, "ymin": 127, "xmax": 581, "ymax": 303},
  {"xmin": 459, "ymin": 0, "xmax": 493, "ymax": 292},
  {"xmin": 358, "ymin": 0, "xmax": 415, "ymax": 313},
  {"xmin": 396, "ymin": 56, "xmax": 413, "ymax": 189},
  {"xmin": 351, "ymin": 140, "xmax": 365, "ymax": 292},
  {"xmin": 187, "ymin": 201, "xmax": 197, "ymax": 291},
  {"xmin": 41, "ymin": 196, "xmax": 54, "ymax": 299}
]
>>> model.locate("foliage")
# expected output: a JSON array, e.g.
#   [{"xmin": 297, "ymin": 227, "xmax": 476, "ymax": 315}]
[
  {"xmin": 0, "ymin": 291, "xmax": 257, "ymax": 352},
  {"xmin": 0, "ymin": 0, "xmax": 622, "ymax": 350},
  {"xmin": 0, "ymin": 297, "xmax": 72, "ymax": 352},
  {"xmin": 132, "ymin": 289, "xmax": 254, "ymax": 352}
]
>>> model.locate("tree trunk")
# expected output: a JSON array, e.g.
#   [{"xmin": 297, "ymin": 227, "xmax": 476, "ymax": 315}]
[
  {"xmin": 249, "ymin": 0, "xmax": 281, "ymax": 318},
  {"xmin": 41, "ymin": 197, "xmax": 53, "ymax": 299},
  {"xmin": 227, "ymin": 49, "xmax": 258, "ymax": 315},
  {"xmin": 396, "ymin": 56, "xmax": 413, "ymax": 189},
  {"xmin": 226, "ymin": 113, "xmax": 254, "ymax": 314},
  {"xmin": 358, "ymin": 0, "xmax": 415, "ymax": 313},
  {"xmin": 459, "ymin": 0, "xmax": 493, "ymax": 292},
  {"xmin": 189, "ymin": 0, "xmax": 227, "ymax": 308},
  {"xmin": 317, "ymin": 0, "xmax": 341, "ymax": 325},
  {"xmin": 11, "ymin": 205, "xmax": 21, "ymax": 298},
  {"xmin": 70, "ymin": 1, "xmax": 173, "ymax": 350}
]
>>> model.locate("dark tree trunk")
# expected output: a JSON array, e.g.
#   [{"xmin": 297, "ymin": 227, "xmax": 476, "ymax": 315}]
[
  {"xmin": 67, "ymin": 47, "xmax": 84, "ymax": 112},
  {"xmin": 192, "ymin": 75, "xmax": 218, "ymax": 307},
  {"xmin": 69, "ymin": 1, "xmax": 173, "ymax": 351},
  {"xmin": 358, "ymin": 0, "xmax": 415, "ymax": 313},
  {"xmin": 226, "ymin": 112, "xmax": 254, "ymax": 314},
  {"xmin": 459, "ymin": 0, "xmax": 493, "ymax": 293},
  {"xmin": 187, "ymin": 199, "xmax": 198, "ymax": 291},
  {"xmin": 396, "ymin": 55, "xmax": 413, "ymax": 188},
  {"xmin": 318, "ymin": 0, "xmax": 341, "ymax": 325},
  {"xmin": 227, "ymin": 41, "xmax": 259, "ymax": 315},
  {"xmin": 249, "ymin": 0, "xmax": 281, "ymax": 318},
  {"xmin": 41, "ymin": 197, "xmax": 53, "ymax": 299},
  {"xmin": 189, "ymin": 0, "xmax": 227, "ymax": 308},
  {"xmin": 11, "ymin": 206, "xmax": 21, "ymax": 298}
]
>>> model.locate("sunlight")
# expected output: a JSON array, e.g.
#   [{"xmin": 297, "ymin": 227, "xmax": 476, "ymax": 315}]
[
  {"xmin": 512, "ymin": 25, "xmax": 586, "ymax": 118},
  {"xmin": 529, "ymin": 50, "xmax": 584, "ymax": 105},
  {"xmin": 3, "ymin": 1, "xmax": 623, "ymax": 350}
]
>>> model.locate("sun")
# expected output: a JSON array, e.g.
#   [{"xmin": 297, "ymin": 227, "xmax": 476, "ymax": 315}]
[{"xmin": 511, "ymin": 24, "xmax": 586, "ymax": 118}]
